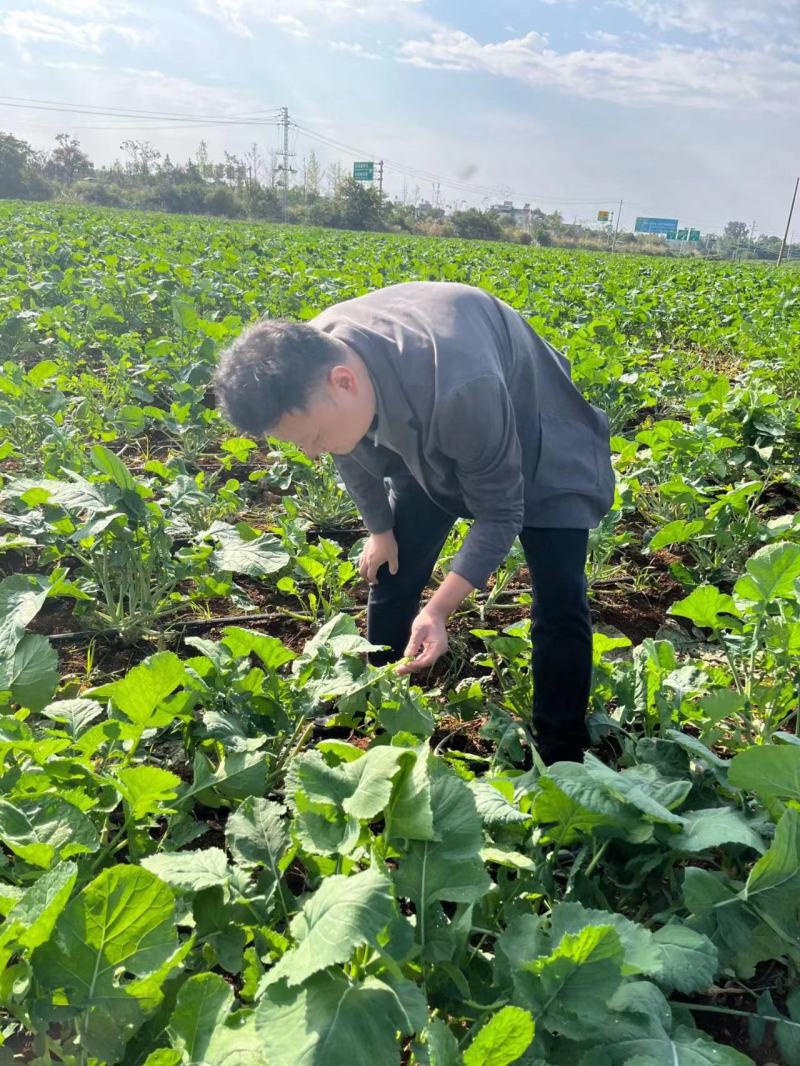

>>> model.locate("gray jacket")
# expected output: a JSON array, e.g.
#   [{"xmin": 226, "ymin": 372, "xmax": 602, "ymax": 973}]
[{"xmin": 313, "ymin": 282, "xmax": 615, "ymax": 589}]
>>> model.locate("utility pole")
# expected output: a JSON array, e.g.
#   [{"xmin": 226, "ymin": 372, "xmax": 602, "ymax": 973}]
[
  {"xmin": 377, "ymin": 160, "xmax": 384, "ymax": 202},
  {"xmin": 777, "ymin": 176, "xmax": 799, "ymax": 266},
  {"xmin": 610, "ymin": 198, "xmax": 623, "ymax": 253},
  {"xmin": 275, "ymin": 106, "xmax": 295, "ymax": 223}
]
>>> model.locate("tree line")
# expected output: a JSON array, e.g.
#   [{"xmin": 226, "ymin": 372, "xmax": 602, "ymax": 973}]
[{"xmin": 0, "ymin": 130, "xmax": 794, "ymax": 260}]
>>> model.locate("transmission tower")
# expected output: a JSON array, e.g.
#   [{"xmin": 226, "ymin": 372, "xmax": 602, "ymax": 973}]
[{"xmin": 274, "ymin": 107, "xmax": 295, "ymax": 222}]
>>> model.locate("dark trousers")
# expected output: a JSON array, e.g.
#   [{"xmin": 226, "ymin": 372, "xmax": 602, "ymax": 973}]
[{"xmin": 367, "ymin": 475, "xmax": 592, "ymax": 763}]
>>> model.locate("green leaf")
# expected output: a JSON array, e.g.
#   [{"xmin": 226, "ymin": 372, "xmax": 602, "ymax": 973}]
[
  {"xmin": 185, "ymin": 748, "xmax": 268, "ymax": 807},
  {"xmin": 649, "ymin": 925, "xmax": 718, "ymax": 994},
  {"xmin": 423, "ymin": 1018, "xmax": 462, "ymax": 1066},
  {"xmin": 729, "ymin": 745, "xmax": 800, "ymax": 803},
  {"xmin": 226, "ymin": 796, "xmax": 289, "ymax": 871},
  {"xmin": 222, "ymin": 626, "xmax": 296, "ymax": 669},
  {"xmin": 516, "ymin": 925, "xmax": 624, "ymax": 1039},
  {"xmin": 734, "ymin": 542, "xmax": 800, "ymax": 606},
  {"xmin": 203, "ymin": 1012, "xmax": 269, "ymax": 1065},
  {"xmin": 91, "ymin": 444, "xmax": 137, "ymax": 492},
  {"xmin": 669, "ymin": 807, "xmax": 766, "ymax": 855},
  {"xmin": 268, "ymin": 869, "xmax": 394, "ymax": 987},
  {"xmin": 115, "ymin": 765, "xmax": 182, "ymax": 819},
  {"xmin": 580, "ymin": 1025, "xmax": 756, "ymax": 1065},
  {"xmin": 207, "ymin": 522, "xmax": 289, "ymax": 577},
  {"xmin": 649, "ymin": 519, "xmax": 705, "ymax": 552},
  {"xmin": 89, "ymin": 651, "xmax": 186, "ymax": 729},
  {"xmin": 40, "ymin": 697, "xmax": 104, "ymax": 737},
  {"xmin": 668, "ymin": 585, "xmax": 740, "ymax": 630},
  {"xmin": 256, "ymin": 972, "xmax": 426, "ymax": 1066},
  {"xmin": 463, "ymin": 1006, "xmax": 534, "ymax": 1066},
  {"xmin": 394, "ymin": 763, "xmax": 491, "ymax": 953},
  {"xmin": 141, "ymin": 848, "xmax": 231, "ymax": 893},
  {"xmin": 32, "ymin": 866, "xmax": 181, "ymax": 1060},
  {"xmin": 0, "ymin": 861, "xmax": 77, "ymax": 968},
  {"xmin": 166, "ymin": 972, "xmax": 233, "ymax": 1063},
  {"xmin": 9, "ymin": 631, "xmax": 58, "ymax": 711},
  {"xmin": 742, "ymin": 807, "xmax": 800, "ymax": 910},
  {"xmin": 0, "ymin": 795, "xmax": 100, "ymax": 868},
  {"xmin": 0, "ymin": 573, "xmax": 49, "ymax": 665}
]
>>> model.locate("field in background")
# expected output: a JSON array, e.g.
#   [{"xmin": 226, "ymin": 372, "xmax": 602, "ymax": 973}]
[{"xmin": 0, "ymin": 201, "xmax": 799, "ymax": 1065}]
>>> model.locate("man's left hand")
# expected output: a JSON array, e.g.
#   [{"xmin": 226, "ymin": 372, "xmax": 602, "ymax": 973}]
[{"xmin": 396, "ymin": 608, "xmax": 449, "ymax": 675}]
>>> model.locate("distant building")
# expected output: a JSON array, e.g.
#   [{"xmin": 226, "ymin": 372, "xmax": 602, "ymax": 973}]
[{"xmin": 489, "ymin": 201, "xmax": 533, "ymax": 227}]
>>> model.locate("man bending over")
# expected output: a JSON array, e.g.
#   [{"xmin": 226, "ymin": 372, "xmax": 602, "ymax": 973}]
[{"xmin": 214, "ymin": 281, "xmax": 615, "ymax": 764}]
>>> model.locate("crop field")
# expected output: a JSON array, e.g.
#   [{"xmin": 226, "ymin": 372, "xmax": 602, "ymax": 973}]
[{"xmin": 0, "ymin": 200, "xmax": 799, "ymax": 1066}]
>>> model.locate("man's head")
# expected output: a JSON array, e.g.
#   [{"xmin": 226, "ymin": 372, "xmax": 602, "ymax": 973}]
[{"xmin": 213, "ymin": 320, "xmax": 376, "ymax": 458}]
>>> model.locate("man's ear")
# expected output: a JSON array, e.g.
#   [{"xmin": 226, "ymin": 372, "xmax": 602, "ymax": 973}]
[{"xmin": 329, "ymin": 364, "xmax": 357, "ymax": 392}]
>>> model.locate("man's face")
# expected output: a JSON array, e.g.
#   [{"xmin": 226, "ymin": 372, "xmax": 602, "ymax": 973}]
[{"xmin": 269, "ymin": 361, "xmax": 375, "ymax": 459}]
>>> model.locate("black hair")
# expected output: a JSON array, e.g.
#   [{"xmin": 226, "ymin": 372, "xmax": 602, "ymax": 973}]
[{"xmin": 213, "ymin": 319, "xmax": 342, "ymax": 435}]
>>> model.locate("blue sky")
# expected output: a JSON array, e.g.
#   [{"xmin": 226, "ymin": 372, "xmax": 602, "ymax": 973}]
[{"xmin": 1, "ymin": 0, "xmax": 798, "ymax": 235}]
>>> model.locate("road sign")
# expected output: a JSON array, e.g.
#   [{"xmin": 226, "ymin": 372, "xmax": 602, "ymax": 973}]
[
  {"xmin": 597, "ymin": 210, "xmax": 611, "ymax": 222},
  {"xmin": 689, "ymin": 228, "xmax": 701, "ymax": 241},
  {"xmin": 634, "ymin": 216, "xmax": 679, "ymax": 237},
  {"xmin": 353, "ymin": 161, "xmax": 374, "ymax": 181}
]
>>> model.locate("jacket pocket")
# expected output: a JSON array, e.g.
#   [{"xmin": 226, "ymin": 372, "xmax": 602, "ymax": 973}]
[{"xmin": 533, "ymin": 410, "xmax": 605, "ymax": 492}]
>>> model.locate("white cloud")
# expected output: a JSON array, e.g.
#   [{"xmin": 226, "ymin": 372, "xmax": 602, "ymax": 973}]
[
  {"xmin": 40, "ymin": 0, "xmax": 134, "ymax": 16},
  {"xmin": 614, "ymin": 0, "xmax": 799, "ymax": 41},
  {"xmin": 397, "ymin": 29, "xmax": 800, "ymax": 110},
  {"xmin": 0, "ymin": 10, "xmax": 151, "ymax": 53},
  {"xmin": 330, "ymin": 40, "xmax": 382, "ymax": 60},
  {"xmin": 194, "ymin": 0, "xmax": 430, "ymax": 38},
  {"xmin": 586, "ymin": 29, "xmax": 622, "ymax": 44},
  {"xmin": 272, "ymin": 14, "xmax": 309, "ymax": 38}
]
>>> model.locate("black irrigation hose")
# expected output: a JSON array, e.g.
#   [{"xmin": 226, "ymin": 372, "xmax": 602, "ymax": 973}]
[{"xmin": 46, "ymin": 610, "xmax": 292, "ymax": 644}]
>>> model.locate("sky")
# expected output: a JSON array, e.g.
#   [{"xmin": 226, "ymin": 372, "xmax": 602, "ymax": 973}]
[{"xmin": 0, "ymin": 0, "xmax": 798, "ymax": 235}]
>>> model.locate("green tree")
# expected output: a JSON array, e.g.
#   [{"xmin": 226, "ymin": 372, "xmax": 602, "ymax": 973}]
[
  {"xmin": 451, "ymin": 208, "xmax": 503, "ymax": 241},
  {"xmin": 723, "ymin": 220, "xmax": 749, "ymax": 242},
  {"xmin": 0, "ymin": 131, "xmax": 51, "ymax": 200},
  {"xmin": 333, "ymin": 177, "xmax": 384, "ymax": 231},
  {"xmin": 46, "ymin": 133, "xmax": 93, "ymax": 184}
]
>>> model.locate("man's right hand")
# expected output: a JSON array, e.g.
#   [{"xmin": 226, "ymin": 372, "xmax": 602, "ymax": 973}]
[{"xmin": 359, "ymin": 530, "xmax": 399, "ymax": 586}]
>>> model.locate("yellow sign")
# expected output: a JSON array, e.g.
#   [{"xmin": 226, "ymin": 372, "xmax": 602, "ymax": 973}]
[{"xmin": 597, "ymin": 210, "xmax": 611, "ymax": 222}]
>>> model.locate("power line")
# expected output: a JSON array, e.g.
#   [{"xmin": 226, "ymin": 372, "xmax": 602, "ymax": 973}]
[{"xmin": 293, "ymin": 119, "xmax": 618, "ymax": 206}]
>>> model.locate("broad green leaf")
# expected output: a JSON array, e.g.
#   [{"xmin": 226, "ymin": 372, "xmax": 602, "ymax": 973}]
[
  {"xmin": 141, "ymin": 848, "xmax": 231, "ymax": 893},
  {"xmin": 208, "ymin": 522, "xmax": 289, "ymax": 577},
  {"xmin": 256, "ymin": 971, "xmax": 426, "ymax": 1066},
  {"xmin": 463, "ymin": 1006, "xmax": 534, "ymax": 1066},
  {"xmin": 734, "ymin": 542, "xmax": 800, "ymax": 606},
  {"xmin": 649, "ymin": 519, "xmax": 705, "ymax": 552},
  {"xmin": 0, "ymin": 861, "xmax": 77, "ymax": 968},
  {"xmin": 9, "ymin": 631, "xmax": 58, "ymax": 711},
  {"xmin": 423, "ymin": 1018, "xmax": 462, "ymax": 1066},
  {"xmin": 268, "ymin": 869, "xmax": 394, "ymax": 986},
  {"xmin": 649, "ymin": 925, "xmax": 718, "ymax": 994},
  {"xmin": 516, "ymin": 925, "xmax": 624, "ymax": 1039},
  {"xmin": 142, "ymin": 1051, "xmax": 182, "ymax": 1066},
  {"xmin": 89, "ymin": 651, "xmax": 186, "ymax": 729},
  {"xmin": 222, "ymin": 626, "xmax": 296, "ymax": 669},
  {"xmin": 0, "ymin": 795, "xmax": 99, "ymax": 868},
  {"xmin": 580, "ymin": 1025, "xmax": 756, "ymax": 1065},
  {"xmin": 182, "ymin": 747, "xmax": 267, "ymax": 807},
  {"xmin": 32, "ymin": 866, "xmax": 180, "ymax": 1058},
  {"xmin": 670, "ymin": 807, "xmax": 766, "ymax": 855},
  {"xmin": 668, "ymin": 585, "xmax": 740, "ymax": 630},
  {"xmin": 40, "ymin": 697, "xmax": 104, "ymax": 737},
  {"xmin": 743, "ymin": 807, "xmax": 800, "ymax": 909},
  {"xmin": 203, "ymin": 1011, "xmax": 269, "ymax": 1065},
  {"xmin": 115, "ymin": 765, "xmax": 182, "ymax": 819},
  {"xmin": 341, "ymin": 746, "xmax": 409, "ymax": 820},
  {"xmin": 470, "ymin": 780, "xmax": 530, "ymax": 826},
  {"xmin": 729, "ymin": 744, "xmax": 800, "ymax": 803},
  {"xmin": 166, "ymin": 972, "xmax": 233, "ymax": 1063},
  {"xmin": 91, "ymin": 444, "xmax": 137, "ymax": 492},
  {"xmin": 226, "ymin": 796, "xmax": 289, "ymax": 872},
  {"xmin": 394, "ymin": 763, "xmax": 491, "ymax": 952},
  {"xmin": 0, "ymin": 573, "xmax": 49, "ymax": 665}
]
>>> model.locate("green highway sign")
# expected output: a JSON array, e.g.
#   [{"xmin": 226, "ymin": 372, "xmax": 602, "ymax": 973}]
[{"xmin": 353, "ymin": 161, "xmax": 374, "ymax": 181}]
